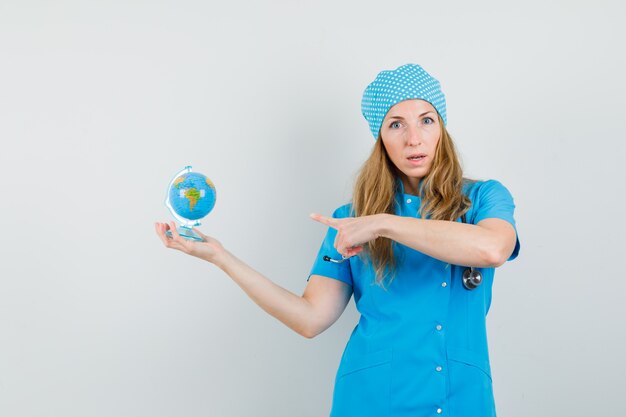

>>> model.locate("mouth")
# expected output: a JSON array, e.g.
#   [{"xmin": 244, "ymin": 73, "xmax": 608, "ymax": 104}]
[{"xmin": 407, "ymin": 153, "xmax": 426, "ymax": 161}]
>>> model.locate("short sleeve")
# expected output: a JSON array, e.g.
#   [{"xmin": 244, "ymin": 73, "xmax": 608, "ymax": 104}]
[
  {"xmin": 307, "ymin": 205, "xmax": 353, "ymax": 286},
  {"xmin": 472, "ymin": 180, "xmax": 521, "ymax": 262}
]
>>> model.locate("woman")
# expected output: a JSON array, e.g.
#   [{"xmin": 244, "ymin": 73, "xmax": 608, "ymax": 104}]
[{"xmin": 155, "ymin": 63, "xmax": 520, "ymax": 417}]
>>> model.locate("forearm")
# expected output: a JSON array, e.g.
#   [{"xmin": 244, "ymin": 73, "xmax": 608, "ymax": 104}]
[
  {"xmin": 378, "ymin": 214, "xmax": 501, "ymax": 267},
  {"xmin": 214, "ymin": 250, "xmax": 314, "ymax": 338}
]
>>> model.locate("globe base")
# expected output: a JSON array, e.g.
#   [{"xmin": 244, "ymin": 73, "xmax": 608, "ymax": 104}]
[{"xmin": 165, "ymin": 225, "xmax": 205, "ymax": 242}]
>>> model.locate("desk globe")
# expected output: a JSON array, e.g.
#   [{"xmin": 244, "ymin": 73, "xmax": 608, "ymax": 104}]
[{"xmin": 165, "ymin": 166, "xmax": 216, "ymax": 241}]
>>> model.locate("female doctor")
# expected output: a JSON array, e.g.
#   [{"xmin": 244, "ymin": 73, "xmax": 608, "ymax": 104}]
[{"xmin": 155, "ymin": 63, "xmax": 520, "ymax": 417}]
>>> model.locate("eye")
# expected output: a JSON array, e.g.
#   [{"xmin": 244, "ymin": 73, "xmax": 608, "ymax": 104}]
[
  {"xmin": 389, "ymin": 121, "xmax": 402, "ymax": 129},
  {"xmin": 423, "ymin": 117, "xmax": 435, "ymax": 125}
]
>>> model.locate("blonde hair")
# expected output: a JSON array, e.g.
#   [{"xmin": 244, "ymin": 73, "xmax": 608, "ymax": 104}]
[{"xmin": 352, "ymin": 114, "xmax": 473, "ymax": 288}]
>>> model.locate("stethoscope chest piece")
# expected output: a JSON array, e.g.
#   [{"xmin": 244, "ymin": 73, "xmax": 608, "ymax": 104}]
[
  {"xmin": 458, "ymin": 212, "xmax": 483, "ymax": 291},
  {"xmin": 462, "ymin": 267, "xmax": 483, "ymax": 290}
]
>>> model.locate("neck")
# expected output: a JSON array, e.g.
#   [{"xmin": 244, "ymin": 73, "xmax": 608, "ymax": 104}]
[{"xmin": 402, "ymin": 177, "xmax": 422, "ymax": 196}]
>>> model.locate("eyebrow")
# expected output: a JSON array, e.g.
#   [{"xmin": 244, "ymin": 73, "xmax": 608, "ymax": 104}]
[{"xmin": 387, "ymin": 111, "xmax": 435, "ymax": 119}]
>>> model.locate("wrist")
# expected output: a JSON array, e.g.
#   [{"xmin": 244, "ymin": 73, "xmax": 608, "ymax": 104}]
[
  {"xmin": 212, "ymin": 248, "xmax": 235, "ymax": 271},
  {"xmin": 376, "ymin": 213, "xmax": 393, "ymax": 239}
]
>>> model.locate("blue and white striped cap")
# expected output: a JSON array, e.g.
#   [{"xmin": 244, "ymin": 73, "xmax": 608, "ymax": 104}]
[{"xmin": 361, "ymin": 63, "xmax": 447, "ymax": 139}]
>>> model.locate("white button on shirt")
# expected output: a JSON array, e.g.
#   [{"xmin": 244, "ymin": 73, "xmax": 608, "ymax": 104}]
[
  {"xmin": 406, "ymin": 198, "xmax": 412, "ymax": 204},
  {"xmin": 436, "ymin": 324, "xmax": 443, "ymax": 331},
  {"xmin": 436, "ymin": 366, "xmax": 443, "ymax": 372},
  {"xmin": 437, "ymin": 408, "xmax": 443, "ymax": 414},
  {"xmin": 441, "ymin": 282, "xmax": 447, "ymax": 287}
]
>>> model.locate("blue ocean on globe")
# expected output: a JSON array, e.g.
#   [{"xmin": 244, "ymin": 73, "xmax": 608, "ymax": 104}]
[{"xmin": 168, "ymin": 172, "xmax": 216, "ymax": 220}]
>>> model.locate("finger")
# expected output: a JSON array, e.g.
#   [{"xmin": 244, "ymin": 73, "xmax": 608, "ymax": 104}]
[
  {"xmin": 168, "ymin": 222, "xmax": 190, "ymax": 249},
  {"xmin": 335, "ymin": 227, "xmax": 354, "ymax": 256},
  {"xmin": 169, "ymin": 221, "xmax": 181, "ymax": 239},
  {"xmin": 335, "ymin": 243, "xmax": 351, "ymax": 259},
  {"xmin": 310, "ymin": 213, "xmax": 339, "ymax": 229},
  {"xmin": 155, "ymin": 223, "xmax": 176, "ymax": 248},
  {"xmin": 346, "ymin": 245, "xmax": 364, "ymax": 257},
  {"xmin": 155, "ymin": 222, "xmax": 168, "ymax": 240},
  {"xmin": 334, "ymin": 230, "xmax": 357, "ymax": 258}
]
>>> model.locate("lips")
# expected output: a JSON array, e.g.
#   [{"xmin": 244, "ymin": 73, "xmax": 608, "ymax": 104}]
[{"xmin": 406, "ymin": 153, "xmax": 427, "ymax": 166}]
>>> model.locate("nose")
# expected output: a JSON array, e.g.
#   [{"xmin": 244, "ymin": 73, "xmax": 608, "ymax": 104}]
[{"xmin": 405, "ymin": 124, "xmax": 422, "ymax": 146}]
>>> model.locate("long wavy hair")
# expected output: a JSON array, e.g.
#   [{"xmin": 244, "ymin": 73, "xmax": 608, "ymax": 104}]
[{"xmin": 352, "ymin": 114, "xmax": 473, "ymax": 289}]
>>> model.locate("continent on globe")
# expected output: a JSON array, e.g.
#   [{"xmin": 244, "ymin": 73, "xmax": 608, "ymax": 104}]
[{"xmin": 184, "ymin": 188, "xmax": 201, "ymax": 211}]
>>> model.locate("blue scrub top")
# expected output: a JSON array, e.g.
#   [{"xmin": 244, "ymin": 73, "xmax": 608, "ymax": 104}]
[{"xmin": 308, "ymin": 179, "xmax": 520, "ymax": 417}]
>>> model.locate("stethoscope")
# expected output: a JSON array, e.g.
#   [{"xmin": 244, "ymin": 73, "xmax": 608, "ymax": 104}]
[{"xmin": 322, "ymin": 213, "xmax": 483, "ymax": 290}]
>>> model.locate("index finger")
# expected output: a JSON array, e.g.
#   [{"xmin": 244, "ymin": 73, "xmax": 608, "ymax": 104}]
[
  {"xmin": 309, "ymin": 213, "xmax": 339, "ymax": 229},
  {"xmin": 168, "ymin": 221, "xmax": 182, "ymax": 239}
]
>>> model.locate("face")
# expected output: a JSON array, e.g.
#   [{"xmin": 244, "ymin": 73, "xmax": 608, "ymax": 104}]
[{"xmin": 379, "ymin": 99, "xmax": 441, "ymax": 195}]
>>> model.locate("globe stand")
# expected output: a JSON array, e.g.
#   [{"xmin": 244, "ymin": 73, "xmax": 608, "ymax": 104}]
[{"xmin": 165, "ymin": 225, "xmax": 205, "ymax": 242}]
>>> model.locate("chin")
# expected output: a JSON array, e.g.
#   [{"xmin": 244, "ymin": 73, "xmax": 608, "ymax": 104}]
[{"xmin": 402, "ymin": 167, "xmax": 429, "ymax": 178}]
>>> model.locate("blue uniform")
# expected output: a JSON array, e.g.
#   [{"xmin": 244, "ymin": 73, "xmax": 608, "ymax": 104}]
[{"xmin": 308, "ymin": 179, "xmax": 520, "ymax": 417}]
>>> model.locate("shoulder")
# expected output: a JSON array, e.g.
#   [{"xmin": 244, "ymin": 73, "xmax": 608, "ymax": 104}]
[
  {"xmin": 463, "ymin": 178, "xmax": 518, "ymax": 226},
  {"xmin": 331, "ymin": 203, "xmax": 354, "ymax": 219},
  {"xmin": 463, "ymin": 178, "xmax": 515, "ymax": 201}
]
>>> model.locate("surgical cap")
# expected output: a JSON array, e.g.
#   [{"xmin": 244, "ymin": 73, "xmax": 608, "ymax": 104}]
[{"xmin": 361, "ymin": 63, "xmax": 447, "ymax": 139}]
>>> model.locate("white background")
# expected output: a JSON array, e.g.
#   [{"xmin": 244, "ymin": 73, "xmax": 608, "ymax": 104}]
[{"xmin": 1, "ymin": 1, "xmax": 625, "ymax": 416}]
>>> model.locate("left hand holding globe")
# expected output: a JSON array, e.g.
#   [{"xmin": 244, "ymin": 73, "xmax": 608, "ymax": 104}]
[{"xmin": 154, "ymin": 221, "xmax": 227, "ymax": 265}]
